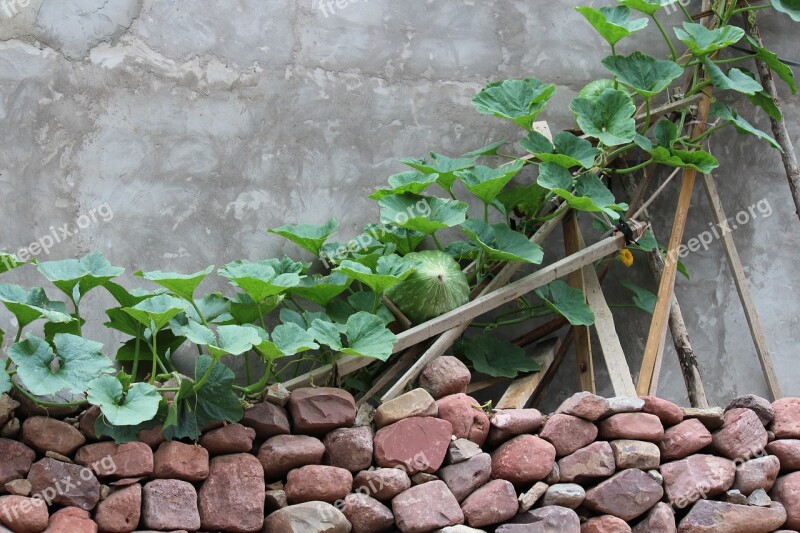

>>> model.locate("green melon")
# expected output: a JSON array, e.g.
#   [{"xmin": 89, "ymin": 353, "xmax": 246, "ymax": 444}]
[{"xmin": 386, "ymin": 250, "xmax": 470, "ymax": 324}]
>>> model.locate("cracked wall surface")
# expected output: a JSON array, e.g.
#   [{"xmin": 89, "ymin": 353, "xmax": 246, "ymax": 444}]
[{"xmin": 0, "ymin": 0, "xmax": 798, "ymax": 406}]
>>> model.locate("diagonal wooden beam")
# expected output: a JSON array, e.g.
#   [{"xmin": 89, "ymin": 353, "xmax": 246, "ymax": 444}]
[{"xmin": 496, "ymin": 339, "xmax": 560, "ymax": 409}]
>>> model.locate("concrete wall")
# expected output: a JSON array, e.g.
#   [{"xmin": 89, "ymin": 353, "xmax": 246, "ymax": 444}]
[{"xmin": 1, "ymin": 0, "xmax": 798, "ymax": 407}]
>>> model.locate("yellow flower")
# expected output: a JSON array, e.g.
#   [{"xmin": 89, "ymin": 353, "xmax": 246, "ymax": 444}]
[{"xmin": 618, "ymin": 248, "xmax": 634, "ymax": 268}]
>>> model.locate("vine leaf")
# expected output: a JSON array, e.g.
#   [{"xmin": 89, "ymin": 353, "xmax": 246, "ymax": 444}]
[
  {"xmin": 704, "ymin": 58, "xmax": 763, "ymax": 95},
  {"xmin": 570, "ymin": 88, "xmax": 637, "ymax": 146},
  {"xmin": 334, "ymin": 255, "xmax": 416, "ymax": 294},
  {"xmin": 268, "ymin": 219, "xmax": 338, "ymax": 256},
  {"xmin": 576, "ymin": 6, "xmax": 649, "ymax": 46},
  {"xmin": 464, "ymin": 335, "xmax": 540, "ymax": 378},
  {"xmin": 540, "ymin": 170, "xmax": 628, "ymax": 220},
  {"xmin": 649, "ymin": 147, "xmax": 720, "ymax": 173},
  {"xmin": 0, "ymin": 252, "xmax": 25, "ymax": 275},
  {"xmin": 87, "ymin": 375, "xmax": 161, "ymax": 426},
  {"xmin": 674, "ymin": 22, "xmax": 744, "ymax": 56},
  {"xmin": 520, "ymin": 130, "xmax": 554, "ymax": 155},
  {"xmin": 290, "ymin": 272, "xmax": 353, "ymax": 306},
  {"xmin": 471, "ymin": 78, "xmax": 557, "ymax": 130},
  {"xmin": 710, "ymin": 102, "xmax": 782, "ymax": 151},
  {"xmin": 456, "ymin": 161, "xmax": 524, "ymax": 205},
  {"xmin": 497, "ymin": 184, "xmax": 548, "ymax": 217},
  {"xmin": 523, "ymin": 131, "xmax": 600, "ymax": 169},
  {"xmin": 268, "ymin": 322, "xmax": 319, "ymax": 356},
  {"xmin": 771, "ymin": 0, "xmax": 800, "ymax": 22},
  {"xmin": 579, "ymin": 79, "xmax": 618, "ymax": 99},
  {"xmin": 309, "ymin": 319, "xmax": 345, "ymax": 352},
  {"xmin": 462, "ymin": 140, "xmax": 507, "ymax": 157},
  {"xmin": 123, "ymin": 294, "xmax": 189, "ymax": 331},
  {"xmin": 340, "ymin": 312, "xmax": 397, "ymax": 361},
  {"xmin": 744, "ymin": 37, "xmax": 796, "ymax": 94},
  {"xmin": 179, "ymin": 322, "xmax": 264, "ymax": 357},
  {"xmin": 37, "ymin": 252, "xmax": 124, "ymax": 303},
  {"xmin": 535, "ymin": 280, "xmax": 595, "ymax": 326},
  {"xmin": 400, "ymin": 153, "xmax": 477, "ymax": 193},
  {"xmin": 616, "ymin": 0, "xmax": 680, "ymax": 16},
  {"xmin": 602, "ymin": 51, "xmax": 684, "ymax": 98},
  {"xmin": 136, "ymin": 266, "xmax": 215, "ymax": 302},
  {"xmin": 367, "ymin": 224, "xmax": 426, "ymax": 256},
  {"xmin": 378, "ymin": 194, "xmax": 468, "ymax": 235},
  {"xmin": 537, "ymin": 162, "xmax": 575, "ymax": 191},
  {"xmin": 0, "ymin": 368, "xmax": 11, "ymax": 395},
  {"xmin": 219, "ymin": 260, "xmax": 302, "ymax": 302},
  {"xmin": 0, "ymin": 284, "xmax": 73, "ymax": 328},
  {"xmin": 621, "ymin": 280, "xmax": 657, "ymax": 314},
  {"xmin": 654, "ymin": 119, "xmax": 679, "ymax": 148},
  {"xmin": 368, "ymin": 172, "xmax": 439, "ymax": 200},
  {"xmin": 461, "ymin": 219, "xmax": 544, "ymax": 264}
]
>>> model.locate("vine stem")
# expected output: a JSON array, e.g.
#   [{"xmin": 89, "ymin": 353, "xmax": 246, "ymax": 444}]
[
  {"xmin": 652, "ymin": 14, "xmax": 678, "ymax": 62},
  {"xmin": 611, "ymin": 159, "xmax": 654, "ymax": 174},
  {"xmin": 431, "ymin": 233, "xmax": 444, "ymax": 251},
  {"xmin": 13, "ymin": 382, "xmax": 88, "ymax": 408},
  {"xmin": 131, "ymin": 326, "xmax": 142, "ymax": 380},
  {"xmin": 149, "ymin": 324, "xmax": 159, "ymax": 385}
]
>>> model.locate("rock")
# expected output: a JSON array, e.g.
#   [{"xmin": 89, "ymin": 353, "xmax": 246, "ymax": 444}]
[
  {"xmin": 46, "ymin": 506, "xmax": 97, "ymax": 533},
  {"xmin": 556, "ymin": 392, "xmax": 611, "ymax": 421},
  {"xmin": 45, "ymin": 451, "xmax": 73, "ymax": 463},
  {"xmin": 240, "ymin": 401, "xmax": 290, "ymax": 440},
  {"xmin": 354, "ymin": 468, "xmax": 411, "ymax": 501},
  {"xmin": 773, "ymin": 471, "xmax": 800, "ymax": 530},
  {"xmin": 435, "ymin": 527, "xmax": 486, "ymax": 533},
  {"xmin": 506, "ymin": 506, "xmax": 581, "ymax": 532},
  {"xmin": 198, "ymin": 454, "xmax": 264, "ymax": 533},
  {"xmin": 265, "ymin": 383, "xmax": 291, "ymax": 407},
  {"xmin": 0, "ymin": 439, "xmax": 35, "ymax": 485},
  {"xmin": 287, "ymin": 387, "xmax": 356, "ymax": 436},
  {"xmin": 492, "ymin": 435, "xmax": 556, "ymax": 485},
  {"xmin": 660, "ymin": 454, "xmax": 735, "ymax": 507},
  {"xmin": 539, "ymin": 414, "xmax": 598, "ymax": 457},
  {"xmin": 545, "ymin": 463, "xmax": 560, "ymax": 484},
  {"xmin": 375, "ymin": 389, "xmax": 437, "ymax": 428},
  {"xmin": 725, "ymin": 489, "xmax": 748, "ymax": 505},
  {"xmin": 438, "ymin": 453, "xmax": 492, "ymax": 503},
  {"xmin": 75, "ymin": 442, "xmax": 154, "ymax": 478},
  {"xmin": 447, "ymin": 439, "xmax": 482, "ymax": 465},
  {"xmin": 141, "ymin": 480, "xmax": 200, "ymax": 532},
  {"xmin": 767, "ymin": 440, "xmax": 800, "ymax": 471},
  {"xmin": 487, "ymin": 409, "xmax": 543, "ymax": 445},
  {"xmin": 727, "ymin": 395, "xmax": 774, "ymax": 427},
  {"xmin": 373, "ymin": 417, "xmax": 452, "ymax": 474},
  {"xmin": 355, "ymin": 403, "xmax": 375, "ymax": 427},
  {"xmin": 411, "ymin": 472, "xmax": 438, "ymax": 485},
  {"xmin": 660, "ymin": 418, "xmax": 713, "ymax": 461},
  {"xmin": 609, "ymin": 440, "xmax": 660, "ymax": 471},
  {"xmin": 94, "ymin": 484, "xmax": 141, "ymax": 533},
  {"xmin": 542, "ymin": 483, "xmax": 584, "ymax": 508},
  {"xmin": 0, "ymin": 495, "xmax": 49, "ymax": 533},
  {"xmin": 152, "ymin": 441, "xmax": 209, "ymax": 482},
  {"xmin": 0, "ymin": 395, "xmax": 20, "ymax": 428},
  {"xmin": 21, "ymin": 417, "xmax": 85, "ymax": 456},
  {"xmin": 257, "ymin": 434, "xmax": 325, "ymax": 480},
  {"xmin": 581, "ymin": 515, "xmax": 631, "ymax": 533},
  {"xmin": 436, "ymin": 394, "xmax": 490, "ymax": 447},
  {"xmin": 606, "ymin": 396, "xmax": 645, "ymax": 415},
  {"xmin": 681, "ymin": 407, "xmax": 726, "ymax": 431},
  {"xmin": 1, "ymin": 417, "xmax": 20, "ymax": 439},
  {"xmin": 639, "ymin": 396, "xmax": 683, "ymax": 426},
  {"xmin": 748, "ymin": 488, "xmax": 772, "ymax": 506},
  {"xmin": 772, "ymin": 398, "xmax": 800, "ymax": 439},
  {"xmin": 285, "ymin": 465, "xmax": 353, "ymax": 504},
  {"xmin": 264, "ymin": 489, "xmax": 287, "ymax": 513},
  {"xmin": 136, "ymin": 425, "xmax": 165, "ymax": 450},
  {"xmin": 324, "ymin": 426, "xmax": 374, "ymax": 472},
  {"xmin": 264, "ymin": 501, "xmax": 352, "ymax": 533},
  {"xmin": 598, "ymin": 413, "xmax": 663, "ymax": 442},
  {"xmin": 647, "ymin": 469, "xmax": 663, "ymax": 484},
  {"xmin": 734, "ymin": 455, "xmax": 780, "ymax": 494},
  {"xmin": 712, "ymin": 408, "xmax": 768, "ymax": 460},
  {"xmin": 27, "ymin": 458, "xmax": 100, "ymax": 511},
  {"xmin": 518, "ymin": 481, "xmax": 549, "ymax": 513},
  {"xmin": 632, "ymin": 502, "xmax": 676, "ymax": 533},
  {"xmin": 78, "ymin": 406, "xmax": 102, "ymax": 442},
  {"xmin": 678, "ymin": 500, "xmax": 787, "ymax": 533},
  {"xmin": 461, "ymin": 479, "xmax": 517, "ymax": 528},
  {"xmin": 198, "ymin": 423, "xmax": 256, "ymax": 456},
  {"xmin": 558, "ymin": 441, "xmax": 615, "ymax": 483},
  {"xmin": 341, "ymin": 493, "xmax": 394, "ymax": 533},
  {"xmin": 419, "ymin": 356, "xmax": 471, "ymax": 400},
  {"xmin": 4, "ymin": 479, "xmax": 31, "ymax": 496},
  {"xmin": 584, "ymin": 469, "xmax": 663, "ymax": 521},
  {"xmin": 392, "ymin": 480, "xmax": 464, "ymax": 532}
]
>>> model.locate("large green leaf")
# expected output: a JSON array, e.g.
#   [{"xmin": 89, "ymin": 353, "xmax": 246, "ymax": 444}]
[
  {"xmin": 535, "ymin": 280, "xmax": 595, "ymax": 326},
  {"xmin": 745, "ymin": 36, "xmax": 796, "ymax": 94},
  {"xmin": 180, "ymin": 322, "xmax": 264, "ymax": 357},
  {"xmin": 135, "ymin": 266, "xmax": 214, "ymax": 302},
  {"xmin": 368, "ymin": 172, "xmax": 439, "ymax": 200},
  {"xmin": 704, "ymin": 58, "xmax": 763, "ymax": 95},
  {"xmin": 400, "ymin": 153, "xmax": 477, "ymax": 192},
  {"xmin": 37, "ymin": 252, "xmax": 124, "ymax": 303},
  {"xmin": 379, "ymin": 194, "xmax": 468, "ymax": 235},
  {"xmin": 616, "ymin": 0, "xmax": 680, "ymax": 15},
  {"xmin": 123, "ymin": 294, "xmax": 189, "ymax": 331},
  {"xmin": 115, "ymin": 330, "xmax": 186, "ymax": 366},
  {"xmin": 674, "ymin": 22, "xmax": 744, "ymax": 56},
  {"xmin": 461, "ymin": 219, "xmax": 544, "ymax": 264},
  {"xmin": 576, "ymin": 6, "xmax": 649, "ymax": 46},
  {"xmin": 340, "ymin": 312, "xmax": 397, "ymax": 361},
  {"xmin": 540, "ymin": 170, "xmax": 628, "ymax": 220},
  {"xmin": 620, "ymin": 280, "xmax": 656, "ymax": 314},
  {"xmin": 570, "ymin": 88, "xmax": 637, "ymax": 146},
  {"xmin": 710, "ymin": 102, "xmax": 782, "ymax": 151},
  {"xmin": 654, "ymin": 119, "xmax": 679, "ymax": 148},
  {"xmin": 0, "ymin": 284, "xmax": 72, "ymax": 328},
  {"xmin": 104, "ymin": 282, "xmax": 163, "ymax": 308},
  {"xmin": 0, "ymin": 368, "xmax": 11, "ymax": 395},
  {"xmin": 290, "ymin": 272, "xmax": 353, "ymax": 306},
  {"xmin": 602, "ymin": 52, "xmax": 684, "ymax": 98},
  {"xmin": 537, "ymin": 162, "xmax": 575, "ymax": 191},
  {"xmin": 456, "ymin": 161, "xmax": 524, "ymax": 205},
  {"xmin": 219, "ymin": 260, "xmax": 302, "ymax": 302},
  {"xmin": 462, "ymin": 140, "xmax": 507, "ymax": 157},
  {"xmin": 269, "ymin": 322, "xmax": 319, "ymax": 356},
  {"xmin": 326, "ymin": 291, "xmax": 395, "ymax": 326},
  {"xmin": 368, "ymin": 224, "xmax": 426, "ymax": 256},
  {"xmin": 334, "ymin": 255, "xmax": 416, "ymax": 294},
  {"xmin": 497, "ymin": 184, "xmax": 548, "ymax": 217},
  {"xmin": 9, "ymin": 333, "xmax": 114, "ymax": 396},
  {"xmin": 771, "ymin": 0, "xmax": 800, "ymax": 21},
  {"xmin": 471, "ymin": 78, "xmax": 557, "ymax": 130},
  {"xmin": 309, "ymin": 319, "xmax": 345, "ymax": 352},
  {"xmin": 579, "ymin": 79, "xmax": 619, "ymax": 99},
  {"xmin": 649, "ymin": 146, "xmax": 720, "ymax": 172},
  {"xmin": 519, "ymin": 130, "xmax": 554, "ymax": 155},
  {"xmin": 522, "ymin": 131, "xmax": 600, "ymax": 169},
  {"xmin": 268, "ymin": 218, "xmax": 338, "ymax": 256},
  {"xmin": 0, "ymin": 252, "xmax": 25, "ymax": 274},
  {"xmin": 464, "ymin": 335, "xmax": 541, "ymax": 378},
  {"xmin": 87, "ymin": 376, "xmax": 161, "ymax": 426}
]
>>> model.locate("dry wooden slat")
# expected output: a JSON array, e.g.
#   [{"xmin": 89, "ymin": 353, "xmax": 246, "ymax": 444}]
[
  {"xmin": 701, "ymin": 173, "xmax": 782, "ymax": 400},
  {"xmin": 355, "ymin": 344, "xmax": 425, "ymax": 407},
  {"xmin": 496, "ymin": 339, "xmax": 560, "ymax": 409},
  {"xmin": 467, "ymin": 378, "xmax": 508, "ymax": 395}
]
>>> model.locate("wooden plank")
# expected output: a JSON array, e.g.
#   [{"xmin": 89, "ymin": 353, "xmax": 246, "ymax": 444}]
[
  {"xmin": 355, "ymin": 344, "xmax": 425, "ymax": 407},
  {"xmin": 496, "ymin": 339, "xmax": 560, "ymax": 409},
  {"xmin": 530, "ymin": 330, "xmax": 574, "ymax": 407},
  {"xmin": 700, "ymin": 173, "xmax": 782, "ymax": 400},
  {"xmin": 563, "ymin": 213, "xmax": 595, "ymax": 393}
]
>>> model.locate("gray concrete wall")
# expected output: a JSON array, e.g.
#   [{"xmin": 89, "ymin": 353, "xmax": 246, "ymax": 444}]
[{"xmin": 1, "ymin": 0, "xmax": 798, "ymax": 407}]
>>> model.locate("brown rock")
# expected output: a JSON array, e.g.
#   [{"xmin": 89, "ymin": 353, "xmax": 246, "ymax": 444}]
[
  {"xmin": 324, "ymin": 426, "xmax": 374, "ymax": 472},
  {"xmin": 287, "ymin": 387, "xmax": 356, "ymax": 435},
  {"xmin": 198, "ymin": 423, "xmax": 255, "ymax": 456},
  {"xmin": 640, "ymin": 396, "xmax": 684, "ymax": 427},
  {"xmin": 767, "ymin": 440, "xmax": 800, "ymax": 471},
  {"xmin": 0, "ymin": 439, "xmax": 35, "ymax": 486},
  {"xmin": 266, "ymin": 383, "xmax": 291, "ymax": 407},
  {"xmin": 558, "ymin": 441, "xmax": 615, "ymax": 483},
  {"xmin": 22, "ymin": 417, "xmax": 85, "ymax": 456},
  {"xmin": 374, "ymin": 389, "xmax": 437, "ymax": 429},
  {"xmin": 46, "ymin": 506, "xmax": 97, "ymax": 533},
  {"xmin": 436, "ymin": 394, "xmax": 490, "ymax": 447},
  {"xmin": 152, "ymin": 441, "xmax": 209, "ymax": 482},
  {"xmin": 354, "ymin": 468, "xmax": 411, "ymax": 501},
  {"xmin": 609, "ymin": 440, "xmax": 660, "ymax": 471},
  {"xmin": 257, "ymin": 434, "xmax": 325, "ymax": 480},
  {"xmin": 598, "ymin": 413, "xmax": 663, "ymax": 442},
  {"xmin": 341, "ymin": 493, "xmax": 394, "ymax": 533},
  {"xmin": 632, "ymin": 502, "xmax": 676, "ymax": 533},
  {"xmin": 734, "ymin": 455, "xmax": 780, "ymax": 494},
  {"xmin": 198, "ymin": 454, "xmax": 264, "ymax": 533},
  {"xmin": 660, "ymin": 418, "xmax": 713, "ymax": 461},
  {"xmin": 136, "ymin": 425, "xmax": 165, "ymax": 450},
  {"xmin": 460, "ymin": 479, "xmax": 517, "ymax": 528},
  {"xmin": 446, "ymin": 439, "xmax": 482, "ymax": 464},
  {"xmin": 78, "ymin": 406, "xmax": 103, "ymax": 442},
  {"xmin": 661, "ymin": 454, "xmax": 735, "ymax": 506},
  {"xmin": 726, "ymin": 395, "xmax": 774, "ymax": 426},
  {"xmin": 418, "ymin": 356, "xmax": 471, "ymax": 400},
  {"xmin": 506, "ymin": 506, "xmax": 581, "ymax": 532},
  {"xmin": 75, "ymin": 442, "xmax": 153, "ymax": 478},
  {"xmin": 27, "ymin": 458, "xmax": 100, "ymax": 511},
  {"xmin": 4, "ymin": 479, "xmax": 31, "ymax": 496},
  {"xmin": 264, "ymin": 501, "xmax": 351, "ymax": 533},
  {"xmin": 285, "ymin": 465, "xmax": 353, "ymax": 504},
  {"xmin": 491, "ymin": 408, "xmax": 542, "ymax": 434},
  {"xmin": 518, "ymin": 481, "xmax": 549, "ymax": 513},
  {"xmin": 264, "ymin": 489, "xmax": 287, "ymax": 513},
  {"xmin": 438, "ymin": 453, "xmax": 492, "ymax": 503},
  {"xmin": 606, "ymin": 397, "xmax": 645, "ymax": 415},
  {"xmin": 240, "ymin": 401, "xmax": 290, "ymax": 440},
  {"xmin": 678, "ymin": 500, "xmax": 787, "ymax": 533},
  {"xmin": 773, "ymin": 471, "xmax": 800, "ymax": 530},
  {"xmin": 1, "ymin": 417, "xmax": 20, "ymax": 439},
  {"xmin": 772, "ymin": 398, "xmax": 800, "ymax": 439},
  {"xmin": 392, "ymin": 480, "xmax": 464, "ymax": 532},
  {"xmin": 94, "ymin": 484, "xmax": 141, "ymax": 533},
  {"xmin": 0, "ymin": 495, "xmax": 49, "ymax": 533},
  {"xmin": 540, "ymin": 414, "xmax": 598, "ymax": 457},
  {"xmin": 542, "ymin": 483, "xmax": 585, "ymax": 508},
  {"xmin": 581, "ymin": 515, "xmax": 631, "ymax": 533},
  {"xmin": 712, "ymin": 408, "xmax": 768, "ymax": 460},
  {"xmin": 681, "ymin": 407, "xmax": 726, "ymax": 431},
  {"xmin": 492, "ymin": 435, "xmax": 556, "ymax": 485},
  {"xmin": 0, "ymin": 395, "xmax": 19, "ymax": 428},
  {"xmin": 141, "ymin": 479, "xmax": 200, "ymax": 532},
  {"xmin": 556, "ymin": 392, "xmax": 611, "ymax": 421},
  {"xmin": 373, "ymin": 417, "xmax": 452, "ymax": 475},
  {"xmin": 584, "ymin": 469, "xmax": 663, "ymax": 521}
]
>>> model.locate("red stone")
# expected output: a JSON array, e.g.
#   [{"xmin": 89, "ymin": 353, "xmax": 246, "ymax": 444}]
[
  {"xmin": 94, "ymin": 484, "xmax": 141, "ymax": 533},
  {"xmin": 556, "ymin": 391, "xmax": 611, "ymax": 421},
  {"xmin": 418, "ymin": 356, "xmax": 471, "ymax": 400},
  {"xmin": 712, "ymin": 408, "xmax": 768, "ymax": 460},
  {"xmin": 491, "ymin": 434, "xmax": 556, "ymax": 485},
  {"xmin": 198, "ymin": 454, "xmax": 265, "ymax": 533},
  {"xmin": 640, "ymin": 396, "xmax": 684, "ymax": 426},
  {"xmin": 152, "ymin": 441, "xmax": 209, "ymax": 482},
  {"xmin": 0, "ymin": 495, "xmax": 49, "ymax": 533},
  {"xmin": 767, "ymin": 439, "xmax": 800, "ymax": 471},
  {"xmin": 540, "ymin": 414, "xmax": 598, "ymax": 457},
  {"xmin": 773, "ymin": 471, "xmax": 800, "ymax": 530},
  {"xmin": 659, "ymin": 418, "xmax": 713, "ymax": 461},
  {"xmin": 461, "ymin": 479, "xmax": 518, "ymax": 528},
  {"xmin": 0, "ymin": 438, "xmax": 35, "ymax": 486},
  {"xmin": 257, "ymin": 434, "xmax": 325, "ymax": 480},
  {"xmin": 678, "ymin": 500, "xmax": 787, "ymax": 533},
  {"xmin": 21, "ymin": 416, "xmax": 85, "ymax": 456},
  {"xmin": 734, "ymin": 455, "xmax": 780, "ymax": 494},
  {"xmin": 632, "ymin": 502, "xmax": 676, "ymax": 533},
  {"xmin": 74, "ymin": 441, "xmax": 153, "ymax": 478},
  {"xmin": 198, "ymin": 423, "xmax": 256, "ymax": 456},
  {"xmin": 284, "ymin": 465, "xmax": 353, "ymax": 504},
  {"xmin": 597, "ymin": 413, "xmax": 664, "ymax": 442},
  {"xmin": 141, "ymin": 479, "xmax": 200, "ymax": 531},
  {"xmin": 584, "ymin": 469, "xmax": 663, "ymax": 521},
  {"xmin": 353, "ymin": 468, "xmax": 411, "ymax": 501},
  {"xmin": 438, "ymin": 453, "xmax": 492, "ymax": 502},
  {"xmin": 373, "ymin": 417, "xmax": 452, "ymax": 475},
  {"xmin": 27, "ymin": 458, "xmax": 100, "ymax": 511},
  {"xmin": 287, "ymin": 387, "xmax": 356, "ymax": 435},
  {"xmin": 582, "ymin": 515, "xmax": 632, "ymax": 532},
  {"xmin": 240, "ymin": 401, "xmax": 290, "ymax": 439},
  {"xmin": 391, "ymin": 480, "xmax": 464, "ymax": 532},
  {"xmin": 771, "ymin": 398, "xmax": 800, "ymax": 439},
  {"xmin": 341, "ymin": 493, "xmax": 395, "ymax": 533},
  {"xmin": 436, "ymin": 393, "xmax": 490, "ymax": 446},
  {"xmin": 558, "ymin": 441, "xmax": 616, "ymax": 483},
  {"xmin": 324, "ymin": 426, "xmax": 374, "ymax": 472},
  {"xmin": 661, "ymin": 454, "xmax": 735, "ymax": 506},
  {"xmin": 46, "ymin": 506, "xmax": 97, "ymax": 533}
]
